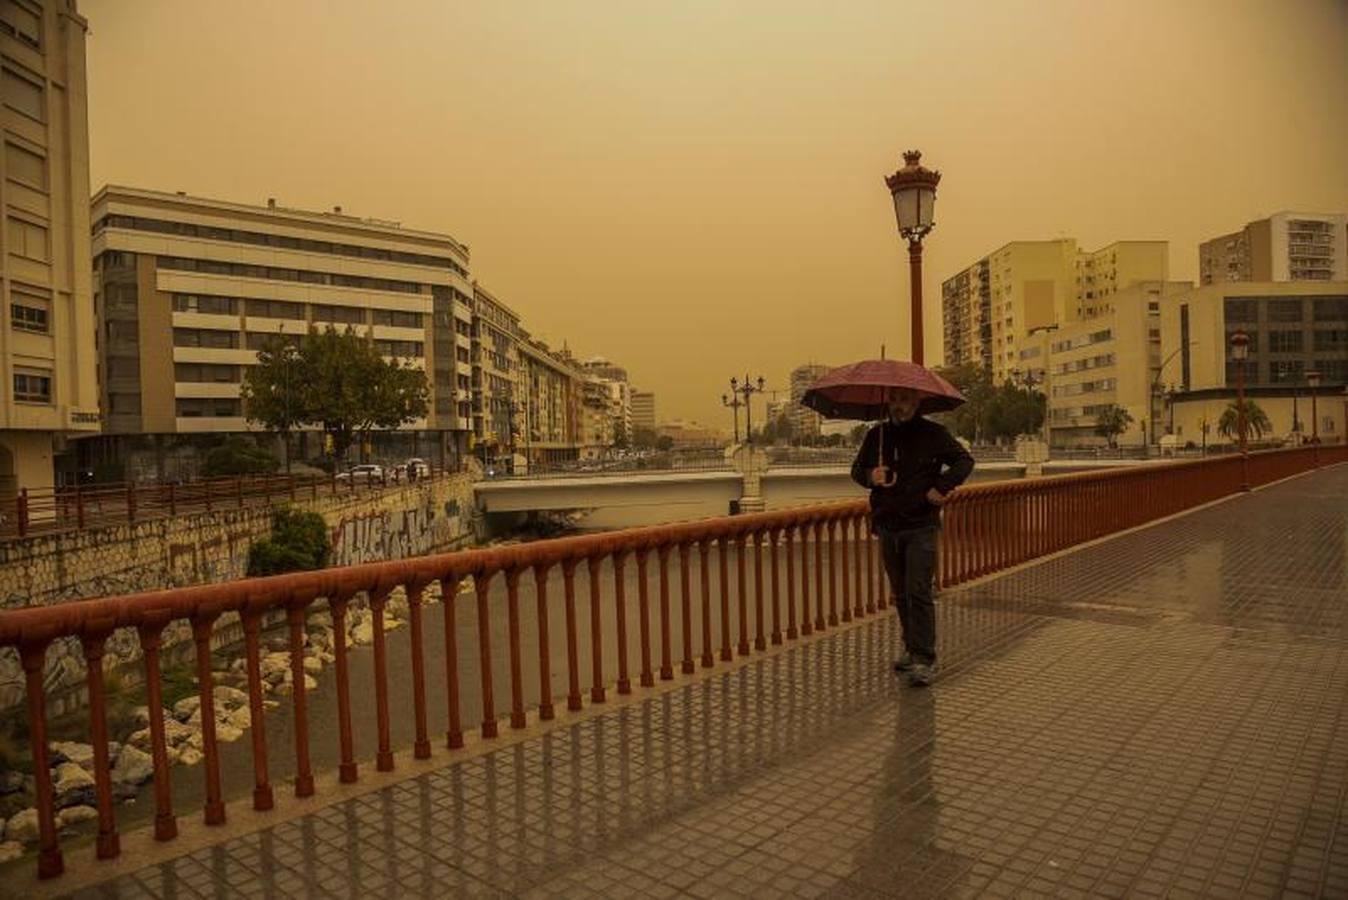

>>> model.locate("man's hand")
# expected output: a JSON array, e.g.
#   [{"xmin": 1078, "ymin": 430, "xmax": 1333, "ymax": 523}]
[
  {"xmin": 925, "ymin": 487, "xmax": 947, "ymax": 506},
  {"xmin": 870, "ymin": 466, "xmax": 892, "ymax": 487}
]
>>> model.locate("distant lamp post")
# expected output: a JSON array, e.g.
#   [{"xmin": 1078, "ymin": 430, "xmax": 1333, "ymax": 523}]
[
  {"xmin": 1164, "ymin": 383, "xmax": 1185, "ymax": 436},
  {"xmin": 1231, "ymin": 330, "xmax": 1251, "ymax": 491},
  {"xmin": 726, "ymin": 375, "xmax": 767, "ymax": 446},
  {"xmin": 1307, "ymin": 369, "xmax": 1322, "ymax": 466},
  {"xmin": 885, "ymin": 150, "xmax": 941, "ymax": 366},
  {"xmin": 721, "ymin": 389, "xmax": 744, "ymax": 445}
]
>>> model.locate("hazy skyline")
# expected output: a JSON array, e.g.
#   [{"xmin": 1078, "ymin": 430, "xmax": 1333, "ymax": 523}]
[{"xmin": 82, "ymin": 0, "xmax": 1348, "ymax": 427}]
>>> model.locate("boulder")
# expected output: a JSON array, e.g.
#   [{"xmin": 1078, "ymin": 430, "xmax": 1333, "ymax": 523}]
[
  {"xmin": 213, "ymin": 685, "xmax": 249, "ymax": 711},
  {"xmin": 56, "ymin": 805, "xmax": 99, "ymax": 829},
  {"xmin": 349, "ymin": 620, "xmax": 374, "ymax": 646},
  {"xmin": 224, "ymin": 706, "xmax": 251, "ymax": 730},
  {"xmin": 110, "ymin": 745, "xmax": 155, "ymax": 786},
  {"xmin": 302, "ymin": 656, "xmax": 323, "ymax": 676},
  {"xmin": 129, "ymin": 706, "xmax": 151, "ymax": 727},
  {"xmin": 3, "ymin": 809, "xmax": 39, "ymax": 844},
  {"xmin": 48, "ymin": 741, "xmax": 94, "ymax": 768},
  {"xmin": 177, "ymin": 748, "xmax": 203, "ymax": 767},
  {"xmin": 0, "ymin": 840, "xmax": 23, "ymax": 863},
  {"xmin": 214, "ymin": 723, "xmax": 244, "ymax": 743},
  {"xmin": 172, "ymin": 696, "xmax": 201, "ymax": 722},
  {"xmin": 0, "ymin": 793, "xmax": 30, "ymax": 821},
  {"xmin": 260, "ymin": 653, "xmax": 291, "ymax": 683},
  {"xmin": 53, "ymin": 763, "xmax": 96, "ymax": 810},
  {"xmin": 0, "ymin": 771, "xmax": 28, "ymax": 796}
]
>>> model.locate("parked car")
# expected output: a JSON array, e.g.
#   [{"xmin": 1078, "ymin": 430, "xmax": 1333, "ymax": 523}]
[
  {"xmin": 404, "ymin": 457, "xmax": 431, "ymax": 478},
  {"xmin": 336, "ymin": 464, "xmax": 386, "ymax": 485}
]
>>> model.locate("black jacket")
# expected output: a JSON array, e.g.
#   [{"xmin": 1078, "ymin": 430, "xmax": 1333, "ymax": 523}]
[{"xmin": 850, "ymin": 417, "xmax": 975, "ymax": 531}]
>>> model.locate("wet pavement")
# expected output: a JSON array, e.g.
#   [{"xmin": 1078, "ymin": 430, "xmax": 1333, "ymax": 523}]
[{"xmin": 51, "ymin": 465, "xmax": 1348, "ymax": 897}]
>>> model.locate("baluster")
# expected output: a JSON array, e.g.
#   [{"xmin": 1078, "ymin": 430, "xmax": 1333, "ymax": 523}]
[
  {"xmin": 439, "ymin": 579, "xmax": 464, "ymax": 750},
  {"xmin": 21, "ymin": 644, "xmax": 63, "ymax": 877},
  {"xmin": 769, "ymin": 527, "xmax": 783, "ymax": 645},
  {"xmin": 534, "ymin": 564, "xmax": 556, "ymax": 720},
  {"xmin": 827, "ymin": 518, "xmax": 840, "ymax": 627},
  {"xmin": 241, "ymin": 612, "xmax": 275, "ymax": 809},
  {"xmin": 506, "ymin": 569, "xmax": 527, "ymax": 728},
  {"xmin": 735, "ymin": 534, "xmax": 750, "ymax": 656},
  {"xmin": 679, "ymin": 542, "xmax": 695, "ymax": 673},
  {"xmin": 613, "ymin": 551, "xmax": 632, "ymax": 694},
  {"xmin": 191, "ymin": 617, "xmax": 227, "ymax": 820},
  {"xmin": 283, "ymin": 605, "xmax": 316, "ymax": 793},
  {"xmin": 406, "ymin": 581, "xmax": 432, "ymax": 757},
  {"xmin": 718, "ymin": 535, "xmax": 734, "ymax": 661},
  {"xmin": 699, "ymin": 539, "xmax": 715, "ymax": 667},
  {"xmin": 799, "ymin": 523, "xmax": 812, "ymax": 636},
  {"xmin": 853, "ymin": 517, "xmax": 865, "ymax": 619},
  {"xmin": 80, "ymin": 634, "xmax": 120, "ymax": 858},
  {"xmin": 657, "ymin": 545, "xmax": 674, "ymax": 680},
  {"xmin": 636, "ymin": 547, "xmax": 655, "ymax": 688},
  {"xmin": 839, "ymin": 517, "xmax": 852, "ymax": 623},
  {"xmin": 330, "ymin": 595, "xmax": 360, "ymax": 778},
  {"xmin": 752, "ymin": 529, "xmax": 766, "ymax": 651},
  {"xmin": 587, "ymin": 555, "xmax": 607, "ymax": 703},
  {"xmin": 370, "ymin": 588, "xmax": 395, "ymax": 769},
  {"xmin": 563, "ymin": 559, "xmax": 583, "ymax": 710},
  {"xmin": 476, "ymin": 571, "xmax": 500, "ymax": 736},
  {"xmin": 137, "ymin": 625, "xmax": 180, "ymax": 837},
  {"xmin": 814, "ymin": 521, "xmax": 826, "ymax": 632}
]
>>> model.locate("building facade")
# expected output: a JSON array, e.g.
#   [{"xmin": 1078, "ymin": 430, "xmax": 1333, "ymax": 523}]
[
  {"xmin": 630, "ymin": 389, "xmax": 655, "ymax": 433},
  {"xmin": 89, "ymin": 186, "xmax": 473, "ymax": 474},
  {"xmin": 787, "ymin": 362, "xmax": 828, "ymax": 438},
  {"xmin": 470, "ymin": 283, "xmax": 521, "ymax": 460},
  {"xmin": 1157, "ymin": 281, "xmax": 1348, "ymax": 444},
  {"xmin": 517, "ymin": 335, "xmax": 581, "ymax": 464},
  {"xmin": 943, "ymin": 239, "xmax": 1168, "ymax": 384},
  {"xmin": 1199, "ymin": 212, "xmax": 1348, "ymax": 286},
  {"xmin": 1, "ymin": 0, "xmax": 97, "ymax": 495}
]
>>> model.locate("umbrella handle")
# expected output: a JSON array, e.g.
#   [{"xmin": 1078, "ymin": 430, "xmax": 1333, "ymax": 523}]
[{"xmin": 875, "ymin": 424, "xmax": 896, "ymax": 488}]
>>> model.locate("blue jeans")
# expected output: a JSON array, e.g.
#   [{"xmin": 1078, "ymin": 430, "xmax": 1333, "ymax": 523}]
[{"xmin": 878, "ymin": 525, "xmax": 939, "ymax": 664}]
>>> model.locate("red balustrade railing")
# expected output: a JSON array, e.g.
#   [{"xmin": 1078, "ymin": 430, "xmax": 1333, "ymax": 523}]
[
  {"xmin": 0, "ymin": 466, "xmax": 454, "ymax": 541},
  {"xmin": 1, "ymin": 445, "xmax": 1341, "ymax": 879}
]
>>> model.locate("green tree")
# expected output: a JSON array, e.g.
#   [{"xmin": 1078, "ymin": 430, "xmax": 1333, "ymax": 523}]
[
  {"xmin": 1094, "ymin": 404, "xmax": 1135, "ymax": 448},
  {"xmin": 632, "ymin": 426, "xmax": 660, "ymax": 449},
  {"xmin": 1218, "ymin": 399, "xmax": 1272, "ymax": 441},
  {"xmin": 246, "ymin": 507, "xmax": 332, "ymax": 576},
  {"xmin": 986, "ymin": 380, "xmax": 1047, "ymax": 442},
  {"xmin": 238, "ymin": 335, "xmax": 303, "ymax": 470},
  {"xmin": 243, "ymin": 325, "xmax": 430, "ymax": 464},
  {"xmin": 202, "ymin": 436, "xmax": 279, "ymax": 477},
  {"xmin": 934, "ymin": 364, "xmax": 995, "ymax": 444}
]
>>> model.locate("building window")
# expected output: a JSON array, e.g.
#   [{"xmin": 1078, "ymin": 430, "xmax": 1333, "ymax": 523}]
[
  {"xmin": 244, "ymin": 299, "xmax": 304, "ymax": 320},
  {"xmin": 173, "ymin": 328, "xmax": 239, "ymax": 349},
  {"xmin": 1267, "ymin": 330, "xmax": 1304, "ymax": 353},
  {"xmin": 10, "ymin": 294, "xmax": 47, "ymax": 332},
  {"xmin": 1, "ymin": 64, "xmax": 42, "ymax": 120},
  {"xmin": 0, "ymin": 1, "xmax": 41, "ymax": 48},
  {"xmin": 1313, "ymin": 360, "xmax": 1347, "ymax": 385},
  {"xmin": 1312, "ymin": 297, "xmax": 1348, "ymax": 322},
  {"xmin": 174, "ymin": 363, "xmax": 241, "ymax": 383},
  {"xmin": 6, "ymin": 215, "xmax": 48, "ymax": 261},
  {"xmin": 313, "ymin": 304, "xmax": 365, "ymax": 325},
  {"xmin": 1313, "ymin": 329, "xmax": 1347, "ymax": 353},
  {"xmin": 372, "ymin": 309, "xmax": 423, "ymax": 329},
  {"xmin": 175, "ymin": 398, "xmax": 242, "ymax": 418},
  {"xmin": 1268, "ymin": 360, "xmax": 1304, "ymax": 384},
  {"xmin": 245, "ymin": 331, "xmax": 299, "ymax": 350},
  {"xmin": 1268, "ymin": 299, "xmax": 1303, "ymax": 323},
  {"xmin": 1226, "ymin": 361, "xmax": 1259, "ymax": 385},
  {"xmin": 13, "ymin": 368, "xmax": 50, "ymax": 403},
  {"xmin": 374, "ymin": 339, "xmax": 424, "ymax": 358},
  {"xmin": 4, "ymin": 140, "xmax": 45, "ymax": 189},
  {"xmin": 1224, "ymin": 298, "xmax": 1259, "ymax": 323},
  {"xmin": 173, "ymin": 293, "xmax": 239, "ymax": 315}
]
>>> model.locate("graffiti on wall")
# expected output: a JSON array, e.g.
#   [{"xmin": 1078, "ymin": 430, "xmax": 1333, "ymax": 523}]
[{"xmin": 330, "ymin": 497, "xmax": 468, "ymax": 567}]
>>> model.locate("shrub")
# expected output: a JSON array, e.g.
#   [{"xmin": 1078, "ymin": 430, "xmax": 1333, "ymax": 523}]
[
  {"xmin": 203, "ymin": 436, "xmax": 280, "ymax": 477},
  {"xmin": 246, "ymin": 507, "xmax": 331, "ymax": 576}
]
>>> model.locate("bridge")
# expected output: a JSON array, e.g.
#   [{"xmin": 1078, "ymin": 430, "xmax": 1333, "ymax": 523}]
[{"xmin": 1, "ymin": 446, "xmax": 1345, "ymax": 897}]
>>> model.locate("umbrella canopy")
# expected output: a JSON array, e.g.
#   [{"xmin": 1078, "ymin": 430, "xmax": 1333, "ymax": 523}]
[{"xmin": 801, "ymin": 359, "xmax": 965, "ymax": 421}]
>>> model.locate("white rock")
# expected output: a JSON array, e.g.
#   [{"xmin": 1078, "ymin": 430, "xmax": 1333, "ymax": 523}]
[
  {"xmin": 176, "ymin": 748, "xmax": 203, "ymax": 767},
  {"xmin": 215, "ymin": 723, "xmax": 244, "ymax": 743},
  {"xmin": 56, "ymin": 805, "xmax": 99, "ymax": 829},
  {"xmin": 385, "ymin": 618, "xmax": 405, "ymax": 632},
  {"xmin": 224, "ymin": 706, "xmax": 251, "ymax": 730},
  {"xmin": 172, "ymin": 696, "xmax": 201, "ymax": 722},
  {"xmin": 49, "ymin": 741, "xmax": 94, "ymax": 768},
  {"xmin": 0, "ymin": 840, "xmax": 23, "ymax": 863},
  {"xmin": 349, "ymin": 620, "xmax": 374, "ymax": 646},
  {"xmin": 302, "ymin": 656, "xmax": 323, "ymax": 676},
  {"xmin": 53, "ymin": 763, "xmax": 95, "ymax": 808},
  {"xmin": 213, "ymin": 685, "xmax": 249, "ymax": 710},
  {"xmin": 303, "ymin": 674, "xmax": 317, "ymax": 691},
  {"xmin": 3, "ymin": 809, "xmax": 39, "ymax": 844},
  {"xmin": 110, "ymin": 745, "xmax": 155, "ymax": 786}
]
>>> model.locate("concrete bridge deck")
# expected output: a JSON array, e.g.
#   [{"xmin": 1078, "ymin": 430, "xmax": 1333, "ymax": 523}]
[{"xmin": 46, "ymin": 465, "xmax": 1348, "ymax": 898}]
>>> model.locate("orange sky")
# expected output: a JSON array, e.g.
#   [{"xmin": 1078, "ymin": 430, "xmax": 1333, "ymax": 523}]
[{"xmin": 81, "ymin": 0, "xmax": 1348, "ymax": 427}]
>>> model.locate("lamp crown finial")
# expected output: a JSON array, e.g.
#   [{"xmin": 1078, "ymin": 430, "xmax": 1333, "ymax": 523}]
[{"xmin": 903, "ymin": 150, "xmax": 922, "ymax": 166}]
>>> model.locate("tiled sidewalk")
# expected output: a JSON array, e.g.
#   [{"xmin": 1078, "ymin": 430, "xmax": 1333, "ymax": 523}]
[{"xmin": 63, "ymin": 466, "xmax": 1348, "ymax": 898}]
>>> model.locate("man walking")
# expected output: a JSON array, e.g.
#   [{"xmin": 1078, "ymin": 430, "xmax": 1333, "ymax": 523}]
[{"xmin": 851, "ymin": 387, "xmax": 973, "ymax": 686}]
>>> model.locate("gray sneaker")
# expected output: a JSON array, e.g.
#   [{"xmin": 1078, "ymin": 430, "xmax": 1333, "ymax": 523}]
[
  {"xmin": 907, "ymin": 663, "xmax": 934, "ymax": 687},
  {"xmin": 893, "ymin": 652, "xmax": 914, "ymax": 673}
]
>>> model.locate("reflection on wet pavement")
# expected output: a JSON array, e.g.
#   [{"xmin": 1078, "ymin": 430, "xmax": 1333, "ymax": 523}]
[{"xmin": 66, "ymin": 466, "xmax": 1348, "ymax": 898}]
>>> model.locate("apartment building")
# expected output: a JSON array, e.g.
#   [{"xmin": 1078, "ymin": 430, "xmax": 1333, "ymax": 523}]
[
  {"xmin": 517, "ymin": 335, "xmax": 581, "ymax": 464},
  {"xmin": 89, "ymin": 186, "xmax": 473, "ymax": 471},
  {"xmin": 1022, "ymin": 281, "xmax": 1189, "ymax": 448},
  {"xmin": 1, "ymin": 0, "xmax": 97, "ymax": 494},
  {"xmin": 787, "ymin": 362, "xmax": 828, "ymax": 437},
  {"xmin": 943, "ymin": 239, "xmax": 1167, "ymax": 383},
  {"xmin": 1157, "ymin": 281, "xmax": 1348, "ymax": 444},
  {"xmin": 630, "ymin": 389, "xmax": 655, "ymax": 433},
  {"xmin": 1199, "ymin": 212, "xmax": 1347, "ymax": 286},
  {"xmin": 470, "ymin": 283, "xmax": 521, "ymax": 457},
  {"xmin": 580, "ymin": 356, "xmax": 631, "ymax": 442}
]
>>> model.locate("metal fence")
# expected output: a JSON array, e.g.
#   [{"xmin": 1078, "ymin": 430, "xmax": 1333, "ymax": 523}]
[{"xmin": 1, "ymin": 444, "xmax": 1342, "ymax": 880}]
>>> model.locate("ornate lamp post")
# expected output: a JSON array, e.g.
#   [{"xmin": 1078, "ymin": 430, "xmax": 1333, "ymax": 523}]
[
  {"xmin": 1307, "ymin": 369, "xmax": 1321, "ymax": 466},
  {"xmin": 885, "ymin": 151, "xmax": 941, "ymax": 366},
  {"xmin": 726, "ymin": 375, "xmax": 767, "ymax": 446},
  {"xmin": 721, "ymin": 389, "xmax": 743, "ymax": 445},
  {"xmin": 1231, "ymin": 330, "xmax": 1250, "ymax": 491}
]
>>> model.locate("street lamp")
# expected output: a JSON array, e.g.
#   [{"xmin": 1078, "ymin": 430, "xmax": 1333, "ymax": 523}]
[
  {"xmin": 721, "ymin": 390, "xmax": 744, "ymax": 445},
  {"xmin": 885, "ymin": 150, "xmax": 941, "ymax": 366},
  {"xmin": 1307, "ymin": 369, "xmax": 1321, "ymax": 466},
  {"xmin": 726, "ymin": 375, "xmax": 767, "ymax": 446},
  {"xmin": 1231, "ymin": 330, "xmax": 1250, "ymax": 491},
  {"xmin": 1164, "ymin": 383, "xmax": 1185, "ymax": 436}
]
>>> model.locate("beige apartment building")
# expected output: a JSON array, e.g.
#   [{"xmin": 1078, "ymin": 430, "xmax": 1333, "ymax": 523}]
[
  {"xmin": 89, "ymin": 186, "xmax": 474, "ymax": 475},
  {"xmin": 1157, "ymin": 281, "xmax": 1348, "ymax": 445},
  {"xmin": 787, "ymin": 362, "xmax": 828, "ymax": 437},
  {"xmin": 1199, "ymin": 212, "xmax": 1347, "ymax": 286},
  {"xmin": 943, "ymin": 239, "xmax": 1168, "ymax": 384},
  {"xmin": 470, "ymin": 282, "xmax": 521, "ymax": 459},
  {"xmin": 0, "ymin": 0, "xmax": 97, "ymax": 495},
  {"xmin": 517, "ymin": 335, "xmax": 582, "ymax": 464},
  {"xmin": 1018, "ymin": 281, "xmax": 1189, "ymax": 448}
]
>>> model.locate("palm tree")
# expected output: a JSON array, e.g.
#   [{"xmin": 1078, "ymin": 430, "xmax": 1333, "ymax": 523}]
[{"xmin": 1217, "ymin": 399, "xmax": 1272, "ymax": 441}]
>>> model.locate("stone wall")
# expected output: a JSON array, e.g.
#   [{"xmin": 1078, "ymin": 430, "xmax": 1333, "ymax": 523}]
[{"xmin": 0, "ymin": 471, "xmax": 480, "ymax": 712}]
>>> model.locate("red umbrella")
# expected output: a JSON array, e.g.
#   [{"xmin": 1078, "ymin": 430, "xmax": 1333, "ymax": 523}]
[{"xmin": 800, "ymin": 359, "xmax": 965, "ymax": 421}]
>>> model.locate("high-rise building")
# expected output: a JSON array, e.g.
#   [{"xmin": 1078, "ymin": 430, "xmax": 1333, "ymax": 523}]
[
  {"xmin": 517, "ymin": 335, "xmax": 581, "ymax": 465},
  {"xmin": 787, "ymin": 363, "xmax": 828, "ymax": 437},
  {"xmin": 581, "ymin": 356, "xmax": 630, "ymax": 443},
  {"xmin": 1199, "ymin": 212, "xmax": 1348, "ymax": 286},
  {"xmin": 471, "ymin": 282, "xmax": 520, "ymax": 458},
  {"xmin": 89, "ymin": 186, "xmax": 473, "ymax": 473},
  {"xmin": 630, "ymin": 390, "xmax": 655, "ymax": 432},
  {"xmin": 1, "ymin": 0, "xmax": 98, "ymax": 496},
  {"xmin": 943, "ymin": 239, "xmax": 1168, "ymax": 383}
]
